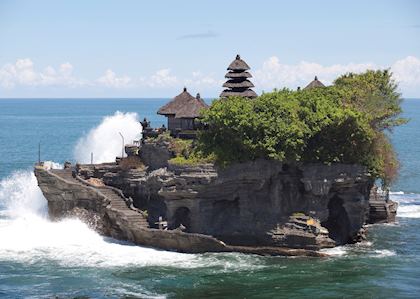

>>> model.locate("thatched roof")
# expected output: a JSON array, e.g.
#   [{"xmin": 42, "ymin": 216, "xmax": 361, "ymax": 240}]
[
  {"xmin": 220, "ymin": 89, "xmax": 258, "ymax": 98},
  {"xmin": 222, "ymin": 79, "xmax": 255, "ymax": 88},
  {"xmin": 227, "ymin": 54, "xmax": 250, "ymax": 71},
  {"xmin": 157, "ymin": 88, "xmax": 208, "ymax": 118},
  {"xmin": 303, "ymin": 76, "xmax": 325, "ymax": 90},
  {"xmin": 225, "ymin": 71, "xmax": 252, "ymax": 79}
]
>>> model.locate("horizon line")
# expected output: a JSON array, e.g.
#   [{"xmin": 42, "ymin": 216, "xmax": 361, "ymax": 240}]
[{"xmin": 0, "ymin": 97, "xmax": 419, "ymax": 100}]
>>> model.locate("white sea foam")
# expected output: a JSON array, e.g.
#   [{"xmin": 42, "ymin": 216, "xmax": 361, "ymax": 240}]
[
  {"xmin": 389, "ymin": 191, "xmax": 405, "ymax": 195},
  {"xmin": 73, "ymin": 111, "xmax": 142, "ymax": 164},
  {"xmin": 0, "ymin": 170, "xmax": 47, "ymax": 219},
  {"xmin": 320, "ymin": 246, "xmax": 348, "ymax": 256},
  {"xmin": 0, "ymin": 169, "xmax": 262, "ymax": 270},
  {"xmin": 397, "ymin": 205, "xmax": 420, "ymax": 218},
  {"xmin": 390, "ymin": 192, "xmax": 420, "ymax": 218},
  {"xmin": 372, "ymin": 249, "xmax": 396, "ymax": 258}
]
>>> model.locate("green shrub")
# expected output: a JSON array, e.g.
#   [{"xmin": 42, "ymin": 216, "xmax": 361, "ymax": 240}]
[{"xmin": 197, "ymin": 70, "xmax": 406, "ymax": 186}]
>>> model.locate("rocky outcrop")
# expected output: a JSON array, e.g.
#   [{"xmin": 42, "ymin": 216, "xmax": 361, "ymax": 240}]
[
  {"xmin": 139, "ymin": 138, "xmax": 173, "ymax": 170},
  {"xmin": 82, "ymin": 159, "xmax": 374, "ymax": 249},
  {"xmin": 34, "ymin": 165, "xmax": 326, "ymax": 257}
]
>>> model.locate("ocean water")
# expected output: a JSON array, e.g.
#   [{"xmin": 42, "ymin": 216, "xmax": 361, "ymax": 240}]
[{"xmin": 0, "ymin": 98, "xmax": 419, "ymax": 298}]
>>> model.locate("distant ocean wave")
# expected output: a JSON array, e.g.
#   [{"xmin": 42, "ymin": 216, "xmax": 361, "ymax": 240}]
[{"xmin": 391, "ymin": 192, "xmax": 420, "ymax": 218}]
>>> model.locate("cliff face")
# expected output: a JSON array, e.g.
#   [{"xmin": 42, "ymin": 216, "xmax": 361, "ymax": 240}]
[
  {"xmin": 35, "ymin": 135, "xmax": 379, "ymax": 253},
  {"xmin": 34, "ymin": 166, "xmax": 328, "ymax": 256},
  {"xmin": 93, "ymin": 157, "xmax": 373, "ymax": 249}
]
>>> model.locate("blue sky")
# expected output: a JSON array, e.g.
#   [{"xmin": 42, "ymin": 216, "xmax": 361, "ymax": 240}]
[{"xmin": 0, "ymin": 0, "xmax": 419, "ymax": 97}]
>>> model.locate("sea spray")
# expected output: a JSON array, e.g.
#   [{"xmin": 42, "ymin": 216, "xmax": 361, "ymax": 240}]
[
  {"xmin": 0, "ymin": 170, "xmax": 48, "ymax": 219},
  {"xmin": 74, "ymin": 111, "xmax": 142, "ymax": 164},
  {"xmin": 0, "ymin": 168, "xmax": 194, "ymax": 267},
  {"xmin": 0, "ymin": 168, "xmax": 262, "ymax": 270},
  {"xmin": 391, "ymin": 193, "xmax": 420, "ymax": 218}
]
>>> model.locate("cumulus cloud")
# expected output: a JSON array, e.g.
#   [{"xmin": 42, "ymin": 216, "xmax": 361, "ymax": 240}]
[
  {"xmin": 96, "ymin": 69, "xmax": 132, "ymax": 88},
  {"xmin": 391, "ymin": 56, "xmax": 420, "ymax": 87},
  {"xmin": 0, "ymin": 58, "xmax": 82, "ymax": 88},
  {"xmin": 1, "ymin": 56, "xmax": 420, "ymax": 96},
  {"xmin": 253, "ymin": 55, "xmax": 420, "ymax": 96},
  {"xmin": 147, "ymin": 68, "xmax": 178, "ymax": 87},
  {"xmin": 254, "ymin": 56, "xmax": 377, "ymax": 90},
  {"xmin": 184, "ymin": 71, "xmax": 221, "ymax": 90}
]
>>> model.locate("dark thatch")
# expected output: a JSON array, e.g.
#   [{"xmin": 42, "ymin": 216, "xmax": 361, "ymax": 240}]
[
  {"xmin": 221, "ymin": 54, "xmax": 257, "ymax": 99},
  {"xmin": 158, "ymin": 88, "xmax": 208, "ymax": 118},
  {"xmin": 220, "ymin": 89, "xmax": 258, "ymax": 98},
  {"xmin": 222, "ymin": 79, "xmax": 255, "ymax": 88},
  {"xmin": 227, "ymin": 54, "xmax": 250, "ymax": 71},
  {"xmin": 225, "ymin": 71, "xmax": 252, "ymax": 79},
  {"xmin": 303, "ymin": 76, "xmax": 326, "ymax": 90}
]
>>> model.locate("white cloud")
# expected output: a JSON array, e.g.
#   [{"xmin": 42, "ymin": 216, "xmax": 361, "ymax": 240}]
[
  {"xmin": 253, "ymin": 55, "xmax": 420, "ymax": 96},
  {"xmin": 0, "ymin": 58, "xmax": 82, "ymax": 88},
  {"xmin": 1, "ymin": 56, "xmax": 420, "ymax": 96},
  {"xmin": 96, "ymin": 69, "xmax": 132, "ymax": 88},
  {"xmin": 147, "ymin": 68, "xmax": 178, "ymax": 87},
  {"xmin": 184, "ymin": 71, "xmax": 221, "ymax": 90},
  {"xmin": 391, "ymin": 56, "xmax": 420, "ymax": 87},
  {"xmin": 254, "ymin": 56, "xmax": 377, "ymax": 90}
]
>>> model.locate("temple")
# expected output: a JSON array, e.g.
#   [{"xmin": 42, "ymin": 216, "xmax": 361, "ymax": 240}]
[
  {"xmin": 144, "ymin": 56, "xmax": 325, "ymax": 140},
  {"xmin": 157, "ymin": 87, "xmax": 208, "ymax": 138},
  {"xmin": 220, "ymin": 54, "xmax": 257, "ymax": 98},
  {"xmin": 304, "ymin": 76, "xmax": 325, "ymax": 90}
]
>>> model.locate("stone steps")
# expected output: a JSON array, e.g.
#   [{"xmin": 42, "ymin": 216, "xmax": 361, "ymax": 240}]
[
  {"xmin": 51, "ymin": 169, "xmax": 149, "ymax": 228},
  {"xmin": 368, "ymin": 200, "xmax": 392, "ymax": 223}
]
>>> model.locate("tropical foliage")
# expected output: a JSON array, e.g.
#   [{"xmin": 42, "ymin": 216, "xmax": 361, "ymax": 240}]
[{"xmin": 197, "ymin": 70, "xmax": 406, "ymax": 185}]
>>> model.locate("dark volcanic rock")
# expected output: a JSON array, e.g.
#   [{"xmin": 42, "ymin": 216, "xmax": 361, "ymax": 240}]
[
  {"xmin": 34, "ymin": 166, "xmax": 326, "ymax": 257},
  {"xmin": 95, "ymin": 159, "xmax": 373, "ymax": 249}
]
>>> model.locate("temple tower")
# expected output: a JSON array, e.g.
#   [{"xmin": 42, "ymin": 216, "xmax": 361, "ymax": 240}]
[{"xmin": 220, "ymin": 54, "xmax": 257, "ymax": 98}]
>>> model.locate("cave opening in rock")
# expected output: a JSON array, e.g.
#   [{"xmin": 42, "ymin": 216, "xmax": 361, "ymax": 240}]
[
  {"xmin": 322, "ymin": 195, "xmax": 351, "ymax": 245},
  {"xmin": 172, "ymin": 207, "xmax": 191, "ymax": 232},
  {"xmin": 210, "ymin": 197, "xmax": 241, "ymax": 242}
]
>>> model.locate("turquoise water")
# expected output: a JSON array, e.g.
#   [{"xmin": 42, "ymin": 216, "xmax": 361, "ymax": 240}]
[{"xmin": 0, "ymin": 99, "xmax": 419, "ymax": 298}]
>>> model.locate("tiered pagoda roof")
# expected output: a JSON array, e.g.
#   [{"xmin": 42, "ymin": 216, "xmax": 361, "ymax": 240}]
[
  {"xmin": 220, "ymin": 54, "xmax": 257, "ymax": 98},
  {"xmin": 303, "ymin": 76, "xmax": 325, "ymax": 90},
  {"xmin": 157, "ymin": 87, "xmax": 208, "ymax": 119}
]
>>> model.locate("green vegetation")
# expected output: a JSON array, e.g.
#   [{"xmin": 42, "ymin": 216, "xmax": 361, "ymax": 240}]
[
  {"xmin": 152, "ymin": 132, "xmax": 215, "ymax": 166},
  {"xmin": 197, "ymin": 70, "xmax": 406, "ymax": 186}
]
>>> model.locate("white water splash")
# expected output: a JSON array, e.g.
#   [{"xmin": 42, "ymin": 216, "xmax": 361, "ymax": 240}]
[
  {"xmin": 0, "ymin": 170, "xmax": 48, "ymax": 219},
  {"xmin": 0, "ymin": 169, "xmax": 263, "ymax": 270},
  {"xmin": 372, "ymin": 249, "xmax": 396, "ymax": 258},
  {"xmin": 320, "ymin": 246, "xmax": 348, "ymax": 256},
  {"xmin": 74, "ymin": 111, "xmax": 142, "ymax": 164},
  {"xmin": 391, "ymin": 192, "xmax": 420, "ymax": 218},
  {"xmin": 0, "ymin": 169, "xmax": 193, "ymax": 267}
]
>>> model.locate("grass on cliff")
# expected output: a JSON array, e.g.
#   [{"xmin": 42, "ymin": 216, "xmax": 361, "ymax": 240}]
[
  {"xmin": 196, "ymin": 70, "xmax": 406, "ymax": 186},
  {"xmin": 152, "ymin": 132, "xmax": 215, "ymax": 166}
]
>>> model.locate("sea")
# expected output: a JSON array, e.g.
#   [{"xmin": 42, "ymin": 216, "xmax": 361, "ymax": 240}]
[{"xmin": 0, "ymin": 98, "xmax": 419, "ymax": 299}]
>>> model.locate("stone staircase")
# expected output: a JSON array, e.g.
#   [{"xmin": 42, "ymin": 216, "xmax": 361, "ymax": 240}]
[
  {"xmin": 368, "ymin": 186, "xmax": 398, "ymax": 223},
  {"xmin": 51, "ymin": 169, "xmax": 149, "ymax": 228},
  {"xmin": 369, "ymin": 200, "xmax": 389, "ymax": 223}
]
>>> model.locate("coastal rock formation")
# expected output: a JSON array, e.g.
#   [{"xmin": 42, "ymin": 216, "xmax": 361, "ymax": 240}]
[
  {"xmin": 34, "ymin": 139, "xmax": 397, "ymax": 255},
  {"xmin": 74, "ymin": 157, "xmax": 374, "ymax": 249},
  {"xmin": 34, "ymin": 165, "xmax": 326, "ymax": 257}
]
